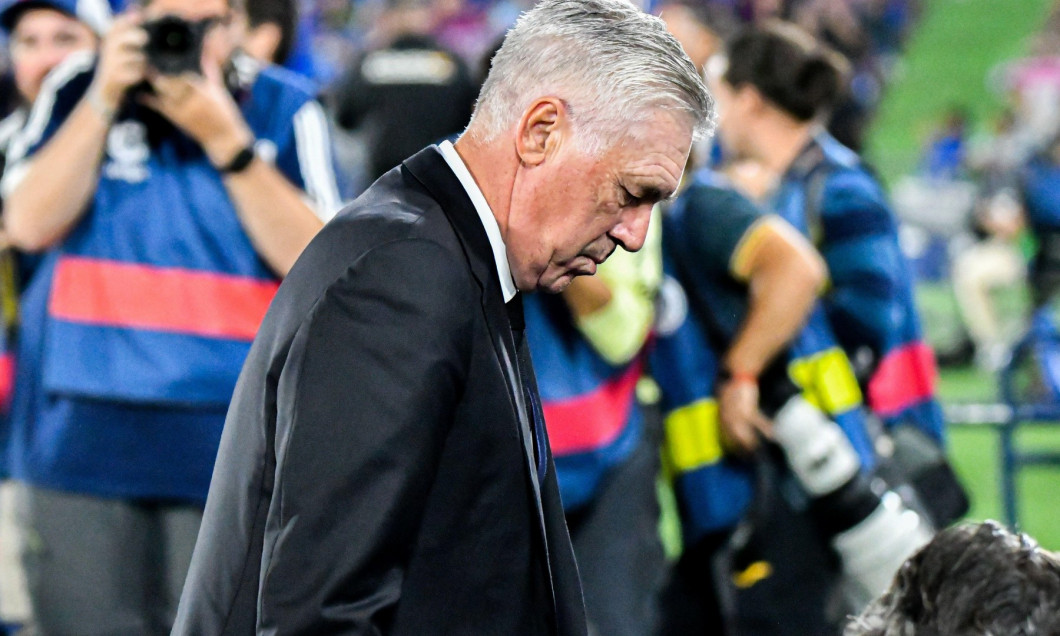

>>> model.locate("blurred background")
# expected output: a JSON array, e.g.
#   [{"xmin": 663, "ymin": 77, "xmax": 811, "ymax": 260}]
[
  {"xmin": 1, "ymin": 0, "xmax": 1058, "ymax": 632},
  {"xmin": 0, "ymin": 0, "xmax": 1056, "ymax": 560}
]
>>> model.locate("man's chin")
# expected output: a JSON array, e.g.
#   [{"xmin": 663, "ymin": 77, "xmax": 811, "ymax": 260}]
[
  {"xmin": 540, "ymin": 279, "xmax": 572, "ymax": 294},
  {"xmin": 537, "ymin": 270, "xmax": 586, "ymax": 294}
]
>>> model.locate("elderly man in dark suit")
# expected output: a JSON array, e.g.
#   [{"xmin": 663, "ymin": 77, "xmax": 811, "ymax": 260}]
[{"xmin": 172, "ymin": 0, "xmax": 713, "ymax": 632}]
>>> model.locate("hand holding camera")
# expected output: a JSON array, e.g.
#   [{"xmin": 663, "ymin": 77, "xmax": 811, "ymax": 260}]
[
  {"xmin": 143, "ymin": 59, "xmax": 253, "ymax": 169},
  {"xmin": 87, "ymin": 11, "xmax": 148, "ymax": 116},
  {"xmin": 87, "ymin": 10, "xmax": 253, "ymax": 169}
]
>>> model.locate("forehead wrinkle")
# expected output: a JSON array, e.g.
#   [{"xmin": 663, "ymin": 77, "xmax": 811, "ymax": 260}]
[{"xmin": 624, "ymin": 157, "xmax": 683, "ymax": 202}]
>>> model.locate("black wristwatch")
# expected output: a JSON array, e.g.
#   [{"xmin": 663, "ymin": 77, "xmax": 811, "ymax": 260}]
[{"xmin": 218, "ymin": 142, "xmax": 257, "ymax": 175}]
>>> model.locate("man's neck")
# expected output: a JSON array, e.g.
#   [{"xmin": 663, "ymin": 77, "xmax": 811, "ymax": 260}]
[{"xmin": 453, "ymin": 134, "xmax": 516, "ymax": 240}]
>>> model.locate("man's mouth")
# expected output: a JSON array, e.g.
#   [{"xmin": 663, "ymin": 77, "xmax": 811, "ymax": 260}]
[{"xmin": 582, "ymin": 245, "xmax": 614, "ymax": 266}]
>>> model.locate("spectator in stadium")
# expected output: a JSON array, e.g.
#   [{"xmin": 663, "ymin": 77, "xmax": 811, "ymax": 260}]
[
  {"xmin": 950, "ymin": 187, "xmax": 1026, "ymax": 371},
  {"xmin": 658, "ymin": 1, "xmax": 735, "ymax": 75},
  {"xmin": 0, "ymin": 0, "xmax": 105, "ymax": 169},
  {"xmin": 844, "ymin": 521, "xmax": 1060, "ymax": 636},
  {"xmin": 525, "ymin": 211, "xmax": 665, "ymax": 636},
  {"xmin": 653, "ymin": 166, "xmax": 932, "ymax": 633},
  {"xmin": 243, "ymin": 0, "xmax": 297, "ymax": 66},
  {"xmin": 329, "ymin": 0, "xmax": 477, "ymax": 186},
  {"xmin": 243, "ymin": 0, "xmax": 316, "ymax": 79},
  {"xmin": 710, "ymin": 21, "xmax": 950, "ymax": 450},
  {"xmin": 1019, "ymin": 131, "xmax": 1060, "ymax": 308},
  {"xmin": 919, "ymin": 106, "xmax": 971, "ymax": 182},
  {"xmin": 0, "ymin": 0, "xmax": 340, "ymax": 631},
  {"xmin": 171, "ymin": 0, "xmax": 711, "ymax": 631},
  {"xmin": 0, "ymin": 0, "xmax": 108, "ymax": 630}
]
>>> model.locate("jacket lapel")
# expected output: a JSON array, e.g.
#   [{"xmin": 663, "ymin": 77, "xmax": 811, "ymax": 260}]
[{"xmin": 401, "ymin": 147, "xmax": 547, "ymax": 525}]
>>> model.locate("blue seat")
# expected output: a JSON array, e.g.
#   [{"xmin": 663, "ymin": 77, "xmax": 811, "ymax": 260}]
[{"xmin": 997, "ymin": 307, "xmax": 1060, "ymax": 527}]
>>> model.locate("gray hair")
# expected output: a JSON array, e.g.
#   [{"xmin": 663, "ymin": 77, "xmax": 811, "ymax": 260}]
[
  {"xmin": 468, "ymin": 0, "xmax": 715, "ymax": 154},
  {"xmin": 844, "ymin": 521, "xmax": 1060, "ymax": 636}
]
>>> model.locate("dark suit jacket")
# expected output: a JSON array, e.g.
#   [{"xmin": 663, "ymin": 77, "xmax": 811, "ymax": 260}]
[{"xmin": 172, "ymin": 147, "xmax": 587, "ymax": 635}]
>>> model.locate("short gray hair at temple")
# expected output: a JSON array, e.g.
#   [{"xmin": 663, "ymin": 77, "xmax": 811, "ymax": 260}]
[{"xmin": 468, "ymin": 0, "xmax": 715, "ymax": 155}]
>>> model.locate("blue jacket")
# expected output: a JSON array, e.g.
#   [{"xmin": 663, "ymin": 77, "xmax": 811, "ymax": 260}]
[
  {"xmin": 525, "ymin": 293, "xmax": 644, "ymax": 511},
  {"xmin": 653, "ymin": 168, "xmax": 873, "ymax": 544},
  {"xmin": 771, "ymin": 131, "xmax": 945, "ymax": 442}
]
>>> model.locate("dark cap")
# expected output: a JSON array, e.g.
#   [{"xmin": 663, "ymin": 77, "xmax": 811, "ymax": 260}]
[{"xmin": 0, "ymin": 0, "xmax": 112, "ymax": 35}]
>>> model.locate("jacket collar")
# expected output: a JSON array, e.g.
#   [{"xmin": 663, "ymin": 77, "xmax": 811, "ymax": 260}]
[
  {"xmin": 402, "ymin": 144, "xmax": 551, "ymax": 561},
  {"xmin": 402, "ymin": 146, "xmax": 498, "ymax": 295}
]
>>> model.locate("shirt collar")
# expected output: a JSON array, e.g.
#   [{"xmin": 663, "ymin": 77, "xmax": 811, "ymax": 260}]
[{"xmin": 438, "ymin": 139, "xmax": 518, "ymax": 302}]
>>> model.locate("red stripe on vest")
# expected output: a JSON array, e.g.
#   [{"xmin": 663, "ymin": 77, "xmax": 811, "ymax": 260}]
[
  {"xmin": 867, "ymin": 342, "xmax": 938, "ymax": 416},
  {"xmin": 543, "ymin": 360, "xmax": 642, "ymax": 456},
  {"xmin": 0, "ymin": 353, "xmax": 12, "ymax": 413},
  {"xmin": 49, "ymin": 256, "xmax": 278, "ymax": 341}
]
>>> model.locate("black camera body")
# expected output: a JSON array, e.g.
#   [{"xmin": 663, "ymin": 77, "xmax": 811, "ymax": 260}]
[{"xmin": 143, "ymin": 16, "xmax": 210, "ymax": 75}]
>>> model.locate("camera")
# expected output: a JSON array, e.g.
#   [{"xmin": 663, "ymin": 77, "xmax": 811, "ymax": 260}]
[
  {"xmin": 143, "ymin": 16, "xmax": 211, "ymax": 75},
  {"xmin": 771, "ymin": 396, "xmax": 933, "ymax": 607}
]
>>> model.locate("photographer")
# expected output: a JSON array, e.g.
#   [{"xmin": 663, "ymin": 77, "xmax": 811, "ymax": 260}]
[
  {"xmin": 0, "ymin": 0, "xmax": 340, "ymax": 632},
  {"xmin": 0, "ymin": 1, "xmax": 106, "ymax": 630}
]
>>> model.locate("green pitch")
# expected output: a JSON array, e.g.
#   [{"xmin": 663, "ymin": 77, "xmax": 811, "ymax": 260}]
[
  {"xmin": 868, "ymin": 0, "xmax": 1060, "ymax": 546},
  {"xmin": 867, "ymin": 0, "xmax": 1056, "ymax": 185}
]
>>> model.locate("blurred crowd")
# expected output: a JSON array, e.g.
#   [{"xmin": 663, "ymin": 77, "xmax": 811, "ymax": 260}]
[
  {"xmin": 894, "ymin": 1, "xmax": 1060, "ymax": 373},
  {"xmin": 0, "ymin": 0, "xmax": 927, "ymax": 191},
  {"xmin": 0, "ymin": 0, "xmax": 1057, "ymax": 634}
]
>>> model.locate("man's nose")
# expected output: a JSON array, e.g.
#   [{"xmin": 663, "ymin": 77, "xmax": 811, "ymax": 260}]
[{"xmin": 609, "ymin": 203, "xmax": 653, "ymax": 252}]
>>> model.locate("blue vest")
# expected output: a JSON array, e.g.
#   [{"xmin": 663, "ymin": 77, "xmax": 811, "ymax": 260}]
[
  {"xmin": 525, "ymin": 293, "xmax": 642, "ymax": 511},
  {"xmin": 6, "ymin": 54, "xmax": 338, "ymax": 501},
  {"xmin": 652, "ymin": 170, "xmax": 874, "ymax": 544},
  {"xmin": 771, "ymin": 131, "xmax": 945, "ymax": 442}
]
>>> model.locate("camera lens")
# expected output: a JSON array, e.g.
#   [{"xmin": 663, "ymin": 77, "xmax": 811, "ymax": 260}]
[
  {"xmin": 144, "ymin": 16, "xmax": 205, "ymax": 75},
  {"xmin": 162, "ymin": 28, "xmax": 191, "ymax": 52}
]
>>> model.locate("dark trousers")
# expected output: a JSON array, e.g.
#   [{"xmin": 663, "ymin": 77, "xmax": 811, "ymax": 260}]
[
  {"xmin": 565, "ymin": 423, "xmax": 666, "ymax": 636},
  {"xmin": 15, "ymin": 484, "xmax": 202, "ymax": 636},
  {"xmin": 655, "ymin": 468, "xmax": 844, "ymax": 635},
  {"xmin": 655, "ymin": 531, "xmax": 729, "ymax": 635}
]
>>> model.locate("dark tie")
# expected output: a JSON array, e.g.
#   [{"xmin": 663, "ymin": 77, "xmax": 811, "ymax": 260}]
[{"xmin": 506, "ymin": 295, "xmax": 547, "ymax": 482}]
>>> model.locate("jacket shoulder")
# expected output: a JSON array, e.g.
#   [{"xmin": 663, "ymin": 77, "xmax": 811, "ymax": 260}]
[{"xmin": 266, "ymin": 170, "xmax": 470, "ymax": 328}]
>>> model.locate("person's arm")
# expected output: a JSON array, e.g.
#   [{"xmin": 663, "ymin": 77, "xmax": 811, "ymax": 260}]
[
  {"xmin": 715, "ymin": 216, "xmax": 827, "ymax": 453},
  {"xmin": 258, "ymin": 239, "xmax": 474, "ymax": 632},
  {"xmin": 723, "ymin": 217, "xmax": 827, "ymax": 381},
  {"xmin": 144, "ymin": 59, "xmax": 326, "ymax": 277},
  {"xmin": 3, "ymin": 14, "xmax": 146, "ymax": 252}
]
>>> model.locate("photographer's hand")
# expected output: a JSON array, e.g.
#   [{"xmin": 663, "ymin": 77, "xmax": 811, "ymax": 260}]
[
  {"xmin": 143, "ymin": 57, "xmax": 253, "ymax": 165},
  {"xmin": 717, "ymin": 375, "xmax": 772, "ymax": 455},
  {"xmin": 142, "ymin": 57, "xmax": 324, "ymax": 277},
  {"xmin": 88, "ymin": 11, "xmax": 148, "ymax": 117}
]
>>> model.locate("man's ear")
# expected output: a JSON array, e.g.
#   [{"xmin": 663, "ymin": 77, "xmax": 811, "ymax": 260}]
[{"xmin": 515, "ymin": 97, "xmax": 565, "ymax": 167}]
